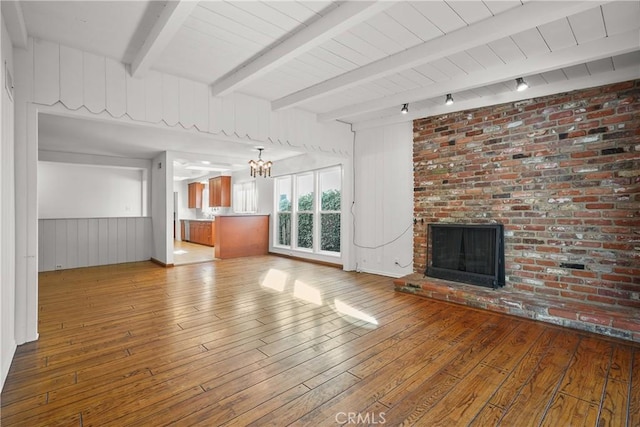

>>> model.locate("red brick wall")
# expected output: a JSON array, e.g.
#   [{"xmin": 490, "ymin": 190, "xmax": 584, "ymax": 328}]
[{"xmin": 413, "ymin": 80, "xmax": 639, "ymax": 310}]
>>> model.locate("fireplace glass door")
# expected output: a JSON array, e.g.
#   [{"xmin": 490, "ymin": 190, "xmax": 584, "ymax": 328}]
[{"xmin": 427, "ymin": 224, "xmax": 505, "ymax": 288}]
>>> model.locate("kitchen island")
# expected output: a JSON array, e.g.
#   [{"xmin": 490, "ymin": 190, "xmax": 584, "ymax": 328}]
[{"xmin": 214, "ymin": 214, "xmax": 269, "ymax": 259}]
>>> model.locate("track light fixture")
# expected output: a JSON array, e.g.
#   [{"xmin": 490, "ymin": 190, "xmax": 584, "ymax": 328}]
[
  {"xmin": 516, "ymin": 77, "xmax": 529, "ymax": 91},
  {"xmin": 401, "ymin": 103, "xmax": 408, "ymax": 114},
  {"xmin": 445, "ymin": 94, "xmax": 454, "ymax": 105}
]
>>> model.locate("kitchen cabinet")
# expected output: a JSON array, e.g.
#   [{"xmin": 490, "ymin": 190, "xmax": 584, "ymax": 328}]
[
  {"xmin": 209, "ymin": 176, "xmax": 231, "ymax": 207},
  {"xmin": 182, "ymin": 220, "xmax": 215, "ymax": 246},
  {"xmin": 188, "ymin": 182, "xmax": 204, "ymax": 209}
]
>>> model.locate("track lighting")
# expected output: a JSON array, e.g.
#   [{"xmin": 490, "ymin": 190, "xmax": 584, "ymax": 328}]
[
  {"xmin": 445, "ymin": 94, "xmax": 454, "ymax": 105},
  {"xmin": 401, "ymin": 103, "xmax": 408, "ymax": 114},
  {"xmin": 516, "ymin": 77, "xmax": 529, "ymax": 91}
]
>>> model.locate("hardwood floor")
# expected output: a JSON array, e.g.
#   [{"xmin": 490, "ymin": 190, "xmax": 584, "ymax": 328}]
[
  {"xmin": 173, "ymin": 240, "xmax": 215, "ymax": 265},
  {"xmin": 2, "ymin": 256, "xmax": 639, "ymax": 426}
]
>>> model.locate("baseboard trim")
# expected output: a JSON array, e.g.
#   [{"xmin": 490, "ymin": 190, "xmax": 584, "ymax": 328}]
[
  {"xmin": 269, "ymin": 252, "xmax": 342, "ymax": 269},
  {"xmin": 150, "ymin": 258, "xmax": 174, "ymax": 268}
]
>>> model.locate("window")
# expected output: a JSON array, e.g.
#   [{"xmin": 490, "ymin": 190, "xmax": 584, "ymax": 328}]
[
  {"xmin": 319, "ymin": 168, "xmax": 341, "ymax": 253},
  {"xmin": 274, "ymin": 166, "xmax": 341, "ymax": 255},
  {"xmin": 276, "ymin": 176, "xmax": 292, "ymax": 246},
  {"xmin": 296, "ymin": 174, "xmax": 314, "ymax": 250},
  {"xmin": 233, "ymin": 181, "xmax": 257, "ymax": 213}
]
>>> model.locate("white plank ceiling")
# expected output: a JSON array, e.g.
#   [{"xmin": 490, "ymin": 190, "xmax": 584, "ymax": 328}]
[{"xmin": 12, "ymin": 0, "xmax": 640, "ymax": 131}]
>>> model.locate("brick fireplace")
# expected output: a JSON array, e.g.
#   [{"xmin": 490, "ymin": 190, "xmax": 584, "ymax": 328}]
[{"xmin": 395, "ymin": 79, "xmax": 640, "ymax": 342}]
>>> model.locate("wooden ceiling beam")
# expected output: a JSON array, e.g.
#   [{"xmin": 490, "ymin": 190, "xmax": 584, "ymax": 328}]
[
  {"xmin": 320, "ymin": 30, "xmax": 640, "ymax": 121},
  {"xmin": 210, "ymin": 1, "xmax": 392, "ymax": 97},
  {"xmin": 130, "ymin": 1, "xmax": 199, "ymax": 78},
  {"xmin": 272, "ymin": 1, "xmax": 609, "ymax": 112}
]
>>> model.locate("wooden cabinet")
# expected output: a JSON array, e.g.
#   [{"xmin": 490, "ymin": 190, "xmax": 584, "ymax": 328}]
[
  {"xmin": 209, "ymin": 176, "xmax": 231, "ymax": 207},
  {"xmin": 185, "ymin": 220, "xmax": 215, "ymax": 246},
  {"xmin": 188, "ymin": 182, "xmax": 204, "ymax": 209}
]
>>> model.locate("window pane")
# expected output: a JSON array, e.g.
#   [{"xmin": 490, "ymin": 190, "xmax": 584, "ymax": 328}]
[
  {"xmin": 321, "ymin": 213, "xmax": 340, "ymax": 252},
  {"xmin": 320, "ymin": 168, "xmax": 341, "ymax": 211},
  {"xmin": 277, "ymin": 213, "xmax": 291, "ymax": 246},
  {"xmin": 297, "ymin": 213, "xmax": 313, "ymax": 249},
  {"xmin": 296, "ymin": 174, "xmax": 314, "ymax": 211},
  {"xmin": 277, "ymin": 177, "xmax": 291, "ymax": 212}
]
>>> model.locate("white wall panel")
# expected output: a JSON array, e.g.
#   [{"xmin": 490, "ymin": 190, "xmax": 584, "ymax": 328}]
[
  {"xmin": 117, "ymin": 218, "xmax": 127, "ymax": 263},
  {"xmin": 126, "ymin": 218, "xmax": 137, "ymax": 261},
  {"xmin": 59, "ymin": 46, "xmax": 83, "ymax": 110},
  {"xmin": 88, "ymin": 219, "xmax": 99, "ymax": 266},
  {"xmin": 179, "ymin": 78, "xmax": 195, "ymax": 128},
  {"xmin": 136, "ymin": 219, "xmax": 146, "ymax": 260},
  {"xmin": 41, "ymin": 219, "xmax": 56, "ymax": 272},
  {"xmin": 108, "ymin": 218, "xmax": 118, "ymax": 264},
  {"xmin": 256, "ymin": 98, "xmax": 270, "ymax": 142},
  {"xmin": 194, "ymin": 82, "xmax": 209, "ymax": 132},
  {"xmin": 55, "ymin": 219, "xmax": 66, "ymax": 269},
  {"xmin": 1, "ymin": 19, "xmax": 17, "ymax": 389},
  {"xmin": 98, "ymin": 218, "xmax": 109, "ymax": 265},
  {"xmin": 234, "ymin": 93, "xmax": 251, "ymax": 138},
  {"xmin": 353, "ymin": 122, "xmax": 413, "ymax": 277},
  {"xmin": 38, "ymin": 217, "xmax": 152, "ymax": 272},
  {"xmin": 162, "ymin": 74, "xmax": 180, "ymax": 126},
  {"xmin": 209, "ymin": 94, "xmax": 223, "ymax": 134},
  {"xmin": 269, "ymin": 110, "xmax": 281, "ymax": 143},
  {"xmin": 77, "ymin": 218, "xmax": 89, "ymax": 268},
  {"xmin": 30, "ymin": 40, "xmax": 353, "ymax": 153},
  {"xmin": 220, "ymin": 93, "xmax": 235, "ymax": 134},
  {"xmin": 145, "ymin": 71, "xmax": 163, "ymax": 123},
  {"xmin": 66, "ymin": 219, "xmax": 78, "ymax": 269},
  {"xmin": 126, "ymin": 73, "xmax": 146, "ymax": 121},
  {"xmin": 33, "ymin": 39, "xmax": 59, "ymax": 105},
  {"xmin": 284, "ymin": 109, "xmax": 296, "ymax": 144},
  {"xmin": 105, "ymin": 58, "xmax": 127, "ymax": 117},
  {"xmin": 83, "ymin": 52, "xmax": 106, "ymax": 113}
]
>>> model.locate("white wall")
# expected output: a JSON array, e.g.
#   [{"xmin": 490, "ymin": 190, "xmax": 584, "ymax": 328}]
[
  {"xmin": 353, "ymin": 123, "xmax": 414, "ymax": 277},
  {"xmin": 151, "ymin": 152, "xmax": 170, "ymax": 265},
  {"xmin": 1, "ymin": 10, "xmax": 16, "ymax": 391},
  {"xmin": 38, "ymin": 162, "xmax": 145, "ymax": 218}
]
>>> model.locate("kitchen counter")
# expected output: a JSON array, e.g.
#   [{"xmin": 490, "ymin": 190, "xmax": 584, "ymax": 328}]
[{"xmin": 214, "ymin": 214, "xmax": 269, "ymax": 259}]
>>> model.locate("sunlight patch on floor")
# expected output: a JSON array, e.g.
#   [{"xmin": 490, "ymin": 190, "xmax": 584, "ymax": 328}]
[
  {"xmin": 261, "ymin": 269, "xmax": 288, "ymax": 292},
  {"xmin": 293, "ymin": 280, "xmax": 322, "ymax": 305},
  {"xmin": 334, "ymin": 299, "xmax": 378, "ymax": 325}
]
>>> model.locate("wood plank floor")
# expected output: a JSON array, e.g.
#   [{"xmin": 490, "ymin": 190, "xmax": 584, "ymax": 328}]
[
  {"xmin": 173, "ymin": 240, "xmax": 215, "ymax": 265},
  {"xmin": 2, "ymin": 256, "xmax": 639, "ymax": 426}
]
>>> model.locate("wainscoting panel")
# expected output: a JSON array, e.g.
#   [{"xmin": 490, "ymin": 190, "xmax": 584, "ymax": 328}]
[
  {"xmin": 29, "ymin": 39, "xmax": 353, "ymax": 155},
  {"xmin": 38, "ymin": 217, "xmax": 152, "ymax": 272}
]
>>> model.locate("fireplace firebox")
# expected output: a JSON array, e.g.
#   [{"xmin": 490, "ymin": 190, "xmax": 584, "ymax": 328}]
[{"xmin": 426, "ymin": 223, "xmax": 505, "ymax": 289}]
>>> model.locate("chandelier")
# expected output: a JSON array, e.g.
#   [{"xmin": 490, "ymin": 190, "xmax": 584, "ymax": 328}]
[{"xmin": 249, "ymin": 148, "xmax": 272, "ymax": 178}]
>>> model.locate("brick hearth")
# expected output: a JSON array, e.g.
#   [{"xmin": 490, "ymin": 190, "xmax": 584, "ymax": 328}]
[
  {"xmin": 394, "ymin": 274, "xmax": 640, "ymax": 342},
  {"xmin": 407, "ymin": 79, "xmax": 640, "ymax": 342}
]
